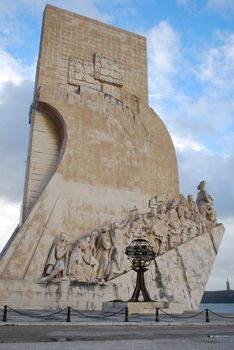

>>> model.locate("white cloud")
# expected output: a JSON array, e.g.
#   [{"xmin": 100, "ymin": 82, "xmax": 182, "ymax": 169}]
[
  {"xmin": 172, "ymin": 136, "xmax": 207, "ymax": 152},
  {"xmin": 206, "ymin": 216, "xmax": 234, "ymax": 290},
  {"xmin": 177, "ymin": 148, "xmax": 234, "ymax": 218},
  {"xmin": 208, "ymin": 0, "xmax": 234, "ymax": 13},
  {"xmin": 0, "ymin": 49, "xmax": 36, "ymax": 90},
  {"xmin": 196, "ymin": 33, "xmax": 234, "ymax": 95},
  {"xmin": 176, "ymin": 0, "xmax": 198, "ymax": 11},
  {"xmin": 0, "ymin": 199, "xmax": 20, "ymax": 252},
  {"xmin": 0, "ymin": 0, "xmax": 111, "ymax": 22},
  {"xmin": 147, "ymin": 21, "xmax": 234, "ymax": 290},
  {"xmin": 0, "ymin": 50, "xmax": 23, "ymax": 86},
  {"xmin": 148, "ymin": 24, "xmax": 234, "ymax": 157},
  {"xmin": 0, "ymin": 2, "xmax": 19, "ymax": 16},
  {"xmin": 147, "ymin": 21, "xmax": 181, "ymax": 96},
  {"xmin": 0, "ymin": 1, "xmax": 112, "ymax": 50},
  {"xmin": 177, "ymin": 148, "xmax": 234, "ymax": 291},
  {"xmin": 178, "ymin": 0, "xmax": 234, "ymax": 14},
  {"xmin": 176, "ymin": 0, "xmax": 189, "ymax": 4},
  {"xmin": 0, "ymin": 80, "xmax": 33, "ymax": 201},
  {"xmin": 0, "ymin": 48, "xmax": 35, "ymax": 203}
]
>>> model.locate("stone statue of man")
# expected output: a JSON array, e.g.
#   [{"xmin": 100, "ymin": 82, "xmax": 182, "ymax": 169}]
[
  {"xmin": 43, "ymin": 232, "xmax": 70, "ymax": 280},
  {"xmin": 196, "ymin": 180, "xmax": 217, "ymax": 232}
]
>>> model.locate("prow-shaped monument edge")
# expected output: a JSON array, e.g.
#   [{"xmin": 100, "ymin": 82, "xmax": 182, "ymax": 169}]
[{"xmin": 0, "ymin": 5, "xmax": 224, "ymax": 313}]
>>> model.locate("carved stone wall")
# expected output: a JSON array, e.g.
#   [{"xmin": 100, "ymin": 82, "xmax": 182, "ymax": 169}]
[
  {"xmin": 94, "ymin": 53, "xmax": 123, "ymax": 86},
  {"xmin": 67, "ymin": 53, "xmax": 123, "ymax": 90},
  {"xmin": 0, "ymin": 188, "xmax": 224, "ymax": 313}
]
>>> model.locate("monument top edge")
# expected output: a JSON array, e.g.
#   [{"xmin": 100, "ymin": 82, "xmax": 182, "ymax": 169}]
[{"xmin": 44, "ymin": 4, "xmax": 147, "ymax": 41}]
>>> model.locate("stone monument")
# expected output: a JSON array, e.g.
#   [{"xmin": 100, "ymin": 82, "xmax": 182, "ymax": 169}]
[{"xmin": 0, "ymin": 5, "xmax": 224, "ymax": 313}]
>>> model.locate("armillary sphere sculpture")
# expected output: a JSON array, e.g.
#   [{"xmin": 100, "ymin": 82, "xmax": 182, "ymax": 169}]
[{"xmin": 125, "ymin": 239, "xmax": 156, "ymax": 302}]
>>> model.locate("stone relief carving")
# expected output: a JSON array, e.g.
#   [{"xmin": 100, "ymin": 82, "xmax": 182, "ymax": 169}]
[
  {"xmin": 94, "ymin": 53, "xmax": 123, "ymax": 87},
  {"xmin": 67, "ymin": 231, "xmax": 99, "ymax": 282},
  {"xmin": 108, "ymin": 217, "xmax": 131, "ymax": 280},
  {"xmin": 96, "ymin": 224, "xmax": 112, "ymax": 282},
  {"xmin": 42, "ymin": 232, "xmax": 70, "ymax": 281},
  {"xmin": 67, "ymin": 56, "xmax": 100, "ymax": 90},
  {"xmin": 196, "ymin": 180, "xmax": 217, "ymax": 232},
  {"xmin": 41, "ymin": 181, "xmax": 220, "ymax": 284},
  {"xmin": 67, "ymin": 53, "xmax": 123, "ymax": 90}
]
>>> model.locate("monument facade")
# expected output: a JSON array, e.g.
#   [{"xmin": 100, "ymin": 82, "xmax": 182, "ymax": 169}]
[{"xmin": 0, "ymin": 5, "xmax": 224, "ymax": 313}]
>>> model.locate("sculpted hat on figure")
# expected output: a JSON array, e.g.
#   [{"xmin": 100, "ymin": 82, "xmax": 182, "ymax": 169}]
[{"xmin": 0, "ymin": 5, "xmax": 224, "ymax": 312}]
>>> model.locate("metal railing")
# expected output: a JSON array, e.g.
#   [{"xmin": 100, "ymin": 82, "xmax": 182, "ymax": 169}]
[
  {"xmin": 1, "ymin": 305, "xmax": 126, "ymax": 323},
  {"xmin": 1, "ymin": 305, "xmax": 234, "ymax": 323}
]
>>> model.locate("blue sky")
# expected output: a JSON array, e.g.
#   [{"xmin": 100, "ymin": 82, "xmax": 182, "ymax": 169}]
[{"xmin": 0, "ymin": 0, "xmax": 233, "ymax": 290}]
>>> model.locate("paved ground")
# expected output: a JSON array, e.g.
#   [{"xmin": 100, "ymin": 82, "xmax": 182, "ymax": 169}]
[
  {"xmin": 0, "ymin": 324, "xmax": 234, "ymax": 349},
  {"xmin": 0, "ymin": 309, "xmax": 234, "ymax": 349}
]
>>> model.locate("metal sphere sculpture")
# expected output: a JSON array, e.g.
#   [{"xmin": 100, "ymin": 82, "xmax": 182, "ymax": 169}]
[{"xmin": 125, "ymin": 239, "xmax": 155, "ymax": 302}]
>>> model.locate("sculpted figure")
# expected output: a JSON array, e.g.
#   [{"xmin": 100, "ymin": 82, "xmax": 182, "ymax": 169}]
[
  {"xmin": 68, "ymin": 230, "xmax": 99, "ymax": 280},
  {"xmin": 43, "ymin": 232, "xmax": 70, "ymax": 280},
  {"xmin": 157, "ymin": 204, "xmax": 170, "ymax": 254},
  {"xmin": 89, "ymin": 231, "xmax": 99, "ymax": 258},
  {"xmin": 187, "ymin": 194, "xmax": 201, "ymax": 237},
  {"xmin": 187, "ymin": 195, "xmax": 199, "ymax": 221},
  {"xmin": 196, "ymin": 181, "xmax": 217, "ymax": 232},
  {"xmin": 128, "ymin": 211, "xmax": 148, "ymax": 240},
  {"xmin": 67, "ymin": 240, "xmax": 79, "ymax": 276},
  {"xmin": 186, "ymin": 210, "xmax": 198, "ymax": 240},
  {"xmin": 167, "ymin": 199, "xmax": 181, "ymax": 248},
  {"xmin": 177, "ymin": 194, "xmax": 190, "ymax": 243},
  {"xmin": 71, "ymin": 236, "xmax": 99, "ymax": 282},
  {"xmin": 143, "ymin": 211, "xmax": 162, "ymax": 255},
  {"xmin": 148, "ymin": 196, "xmax": 158, "ymax": 216},
  {"xmin": 107, "ymin": 217, "xmax": 131, "ymax": 279},
  {"xmin": 96, "ymin": 224, "xmax": 112, "ymax": 282},
  {"xmin": 40, "ymin": 183, "xmax": 221, "ymax": 285}
]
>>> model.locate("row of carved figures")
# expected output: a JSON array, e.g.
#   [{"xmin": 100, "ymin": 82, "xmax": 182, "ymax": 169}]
[{"xmin": 42, "ymin": 181, "xmax": 217, "ymax": 284}]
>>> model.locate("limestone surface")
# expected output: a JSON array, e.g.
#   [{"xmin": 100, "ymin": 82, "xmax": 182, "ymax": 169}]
[{"xmin": 0, "ymin": 5, "xmax": 224, "ymax": 312}]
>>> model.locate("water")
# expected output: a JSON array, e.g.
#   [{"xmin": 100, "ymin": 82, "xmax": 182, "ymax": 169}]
[{"xmin": 200, "ymin": 303, "xmax": 234, "ymax": 313}]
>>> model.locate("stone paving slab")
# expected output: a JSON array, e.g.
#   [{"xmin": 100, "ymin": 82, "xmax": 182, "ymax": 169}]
[
  {"xmin": 0, "ymin": 338, "xmax": 234, "ymax": 350},
  {"xmin": 1, "ymin": 323, "xmax": 234, "ymax": 349}
]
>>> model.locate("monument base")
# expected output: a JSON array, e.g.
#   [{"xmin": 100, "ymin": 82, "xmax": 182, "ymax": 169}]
[
  {"xmin": 0, "ymin": 224, "xmax": 224, "ymax": 314},
  {"xmin": 102, "ymin": 301, "xmax": 168, "ymax": 314}
]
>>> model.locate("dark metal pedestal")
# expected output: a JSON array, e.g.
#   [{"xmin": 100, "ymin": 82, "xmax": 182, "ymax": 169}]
[
  {"xmin": 130, "ymin": 268, "xmax": 153, "ymax": 302},
  {"xmin": 125, "ymin": 239, "xmax": 156, "ymax": 302}
]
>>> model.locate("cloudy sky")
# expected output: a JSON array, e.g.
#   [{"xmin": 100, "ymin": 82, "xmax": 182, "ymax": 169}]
[{"xmin": 0, "ymin": 0, "xmax": 233, "ymax": 291}]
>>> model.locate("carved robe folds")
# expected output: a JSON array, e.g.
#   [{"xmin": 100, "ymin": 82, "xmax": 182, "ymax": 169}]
[{"xmin": 41, "ymin": 182, "xmax": 221, "ymax": 286}]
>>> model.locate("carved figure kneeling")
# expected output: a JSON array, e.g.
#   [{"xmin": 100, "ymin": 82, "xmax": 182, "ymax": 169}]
[{"xmin": 42, "ymin": 232, "xmax": 70, "ymax": 281}]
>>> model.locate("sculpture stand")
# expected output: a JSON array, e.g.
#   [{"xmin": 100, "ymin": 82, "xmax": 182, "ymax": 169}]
[
  {"xmin": 125, "ymin": 239, "xmax": 156, "ymax": 302},
  {"xmin": 102, "ymin": 300, "xmax": 169, "ymax": 314},
  {"xmin": 130, "ymin": 267, "xmax": 153, "ymax": 302}
]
